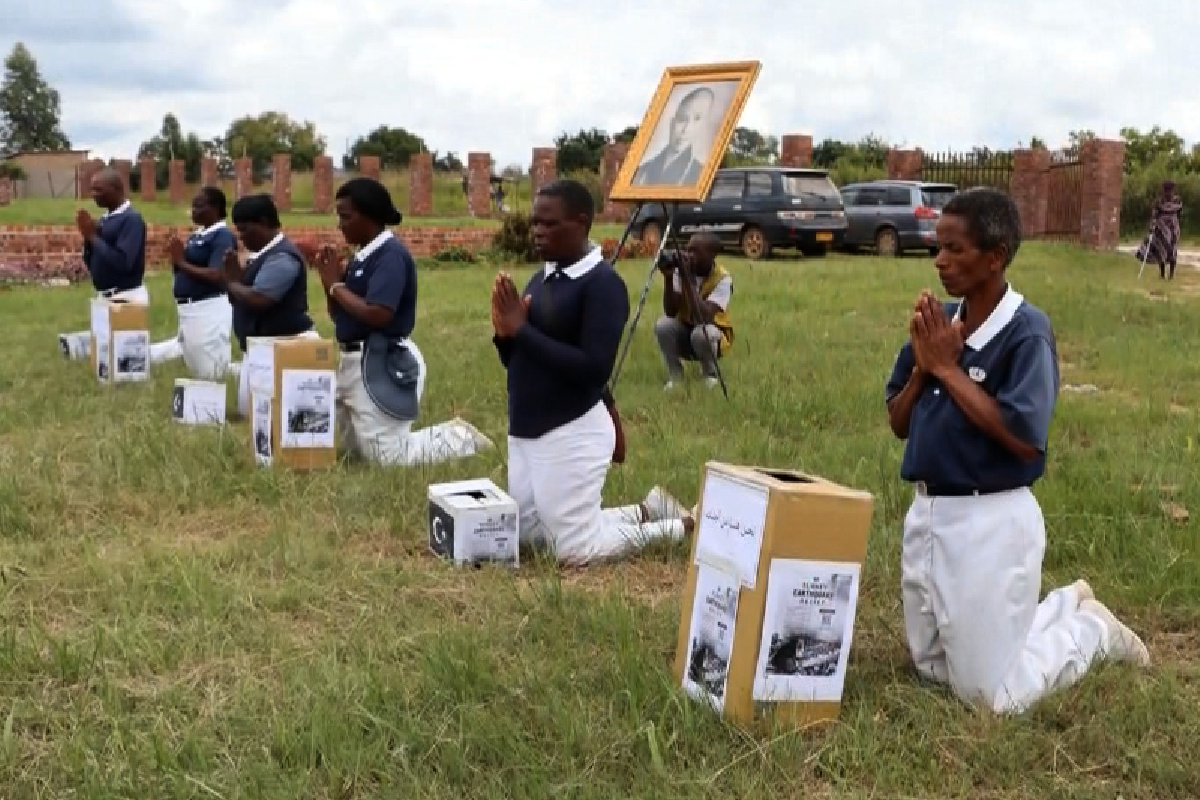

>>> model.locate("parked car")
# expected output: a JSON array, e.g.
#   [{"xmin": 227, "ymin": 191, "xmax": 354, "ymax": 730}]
[
  {"xmin": 629, "ymin": 167, "xmax": 847, "ymax": 259},
  {"xmin": 839, "ymin": 180, "xmax": 958, "ymax": 256}
]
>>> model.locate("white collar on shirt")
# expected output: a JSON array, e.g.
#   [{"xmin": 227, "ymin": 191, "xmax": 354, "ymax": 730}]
[
  {"xmin": 953, "ymin": 284, "xmax": 1024, "ymax": 350},
  {"xmin": 246, "ymin": 231, "xmax": 283, "ymax": 262},
  {"xmin": 355, "ymin": 229, "xmax": 394, "ymax": 262},
  {"xmin": 102, "ymin": 200, "xmax": 131, "ymax": 219},
  {"xmin": 543, "ymin": 245, "xmax": 602, "ymax": 279},
  {"xmin": 195, "ymin": 220, "xmax": 227, "ymax": 237}
]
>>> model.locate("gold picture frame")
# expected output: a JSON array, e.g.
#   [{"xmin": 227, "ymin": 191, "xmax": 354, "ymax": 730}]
[{"xmin": 609, "ymin": 60, "xmax": 762, "ymax": 204}]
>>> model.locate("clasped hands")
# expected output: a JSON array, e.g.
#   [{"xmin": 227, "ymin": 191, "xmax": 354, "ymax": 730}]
[
  {"xmin": 491, "ymin": 272, "xmax": 530, "ymax": 338},
  {"xmin": 74, "ymin": 208, "xmax": 97, "ymax": 241},
  {"xmin": 910, "ymin": 290, "xmax": 965, "ymax": 378}
]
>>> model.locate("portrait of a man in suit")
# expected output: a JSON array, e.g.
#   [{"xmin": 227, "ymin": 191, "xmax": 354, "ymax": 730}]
[{"xmin": 632, "ymin": 85, "xmax": 717, "ymax": 187}]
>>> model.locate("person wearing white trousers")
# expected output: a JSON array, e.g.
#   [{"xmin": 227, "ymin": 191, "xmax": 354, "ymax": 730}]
[
  {"xmin": 77, "ymin": 168, "xmax": 150, "ymax": 306},
  {"xmin": 318, "ymin": 177, "xmax": 492, "ymax": 465},
  {"xmin": 148, "ymin": 187, "xmax": 236, "ymax": 380},
  {"xmin": 492, "ymin": 179, "xmax": 693, "ymax": 566},
  {"xmin": 885, "ymin": 188, "xmax": 1149, "ymax": 715}
]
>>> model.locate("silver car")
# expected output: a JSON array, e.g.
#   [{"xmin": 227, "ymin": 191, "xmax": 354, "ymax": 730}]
[{"xmin": 839, "ymin": 180, "xmax": 958, "ymax": 256}]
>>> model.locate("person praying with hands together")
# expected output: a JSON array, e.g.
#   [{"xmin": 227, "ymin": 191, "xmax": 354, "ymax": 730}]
[
  {"xmin": 492, "ymin": 179, "xmax": 694, "ymax": 567},
  {"xmin": 223, "ymin": 194, "xmax": 317, "ymax": 418},
  {"xmin": 148, "ymin": 187, "xmax": 236, "ymax": 379},
  {"xmin": 320, "ymin": 177, "xmax": 491, "ymax": 465},
  {"xmin": 885, "ymin": 187, "xmax": 1149, "ymax": 716}
]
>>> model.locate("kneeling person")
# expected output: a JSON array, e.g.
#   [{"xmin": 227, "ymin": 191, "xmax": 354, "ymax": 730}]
[
  {"xmin": 149, "ymin": 186, "xmax": 236, "ymax": 379},
  {"xmin": 225, "ymin": 194, "xmax": 317, "ymax": 417},
  {"xmin": 492, "ymin": 179, "xmax": 694, "ymax": 566},
  {"xmin": 653, "ymin": 232, "xmax": 733, "ymax": 390},
  {"xmin": 320, "ymin": 178, "xmax": 492, "ymax": 465},
  {"xmin": 885, "ymin": 187, "xmax": 1149, "ymax": 715}
]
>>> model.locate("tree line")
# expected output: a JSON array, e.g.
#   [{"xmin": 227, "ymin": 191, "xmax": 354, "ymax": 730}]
[{"xmin": 2, "ymin": 41, "xmax": 1199, "ymax": 236}]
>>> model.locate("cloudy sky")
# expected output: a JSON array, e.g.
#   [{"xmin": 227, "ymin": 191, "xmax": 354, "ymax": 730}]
[{"xmin": 5, "ymin": 0, "xmax": 1199, "ymax": 168}]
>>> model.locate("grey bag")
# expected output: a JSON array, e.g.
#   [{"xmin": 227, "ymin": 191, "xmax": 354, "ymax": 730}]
[{"xmin": 361, "ymin": 331, "xmax": 420, "ymax": 422}]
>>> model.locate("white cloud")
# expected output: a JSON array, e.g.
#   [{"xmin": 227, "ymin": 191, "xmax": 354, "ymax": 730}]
[{"xmin": 6, "ymin": 0, "xmax": 1200, "ymax": 166}]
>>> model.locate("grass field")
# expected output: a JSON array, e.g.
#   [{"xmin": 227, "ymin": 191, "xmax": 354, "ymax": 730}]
[
  {"xmin": 0, "ymin": 244, "xmax": 1197, "ymax": 798},
  {"xmin": 0, "ymin": 169, "xmax": 539, "ymax": 228}
]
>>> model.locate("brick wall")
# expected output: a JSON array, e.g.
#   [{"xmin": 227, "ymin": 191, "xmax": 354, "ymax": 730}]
[
  {"xmin": 139, "ymin": 158, "xmax": 156, "ymax": 201},
  {"xmin": 409, "ymin": 153, "xmax": 434, "ymax": 216},
  {"xmin": 530, "ymin": 147, "xmax": 557, "ymax": 196},
  {"xmin": 0, "ymin": 177, "xmax": 11, "ymax": 207},
  {"xmin": 0, "ymin": 224, "xmax": 497, "ymax": 283},
  {"xmin": 466, "ymin": 152, "xmax": 492, "ymax": 217},
  {"xmin": 1079, "ymin": 138, "xmax": 1125, "ymax": 249},
  {"xmin": 780, "ymin": 134, "xmax": 813, "ymax": 167},
  {"xmin": 1009, "ymin": 148, "xmax": 1051, "ymax": 238},
  {"xmin": 886, "ymin": 149, "xmax": 923, "ymax": 180},
  {"xmin": 313, "ymin": 156, "xmax": 334, "ymax": 214}
]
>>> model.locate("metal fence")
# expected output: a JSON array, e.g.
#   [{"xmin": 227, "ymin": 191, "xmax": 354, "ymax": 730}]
[{"xmin": 921, "ymin": 151, "xmax": 1014, "ymax": 192}]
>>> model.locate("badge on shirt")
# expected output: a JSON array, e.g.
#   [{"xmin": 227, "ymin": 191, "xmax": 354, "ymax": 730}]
[{"xmin": 968, "ymin": 366, "xmax": 987, "ymax": 383}]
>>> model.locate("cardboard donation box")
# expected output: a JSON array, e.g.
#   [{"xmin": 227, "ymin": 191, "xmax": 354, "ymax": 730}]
[
  {"xmin": 428, "ymin": 478, "xmax": 520, "ymax": 568},
  {"xmin": 89, "ymin": 299, "xmax": 150, "ymax": 384},
  {"xmin": 246, "ymin": 335, "xmax": 338, "ymax": 470},
  {"xmin": 172, "ymin": 379, "xmax": 227, "ymax": 425},
  {"xmin": 674, "ymin": 462, "xmax": 874, "ymax": 729},
  {"xmin": 59, "ymin": 330, "xmax": 91, "ymax": 360}
]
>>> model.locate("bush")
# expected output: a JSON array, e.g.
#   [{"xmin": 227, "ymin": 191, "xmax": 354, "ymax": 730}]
[
  {"xmin": 431, "ymin": 245, "xmax": 476, "ymax": 264},
  {"xmin": 491, "ymin": 212, "xmax": 537, "ymax": 262},
  {"xmin": 0, "ymin": 160, "xmax": 26, "ymax": 181}
]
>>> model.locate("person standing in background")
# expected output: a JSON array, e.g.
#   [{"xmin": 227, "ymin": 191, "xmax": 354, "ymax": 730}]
[
  {"xmin": 148, "ymin": 187, "xmax": 236, "ymax": 379},
  {"xmin": 77, "ymin": 167, "xmax": 148, "ymax": 303},
  {"xmin": 1135, "ymin": 180, "xmax": 1183, "ymax": 279}
]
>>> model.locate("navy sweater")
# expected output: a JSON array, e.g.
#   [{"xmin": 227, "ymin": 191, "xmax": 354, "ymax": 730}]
[
  {"xmin": 83, "ymin": 206, "xmax": 147, "ymax": 293},
  {"xmin": 174, "ymin": 223, "xmax": 235, "ymax": 301},
  {"xmin": 494, "ymin": 260, "xmax": 630, "ymax": 439}
]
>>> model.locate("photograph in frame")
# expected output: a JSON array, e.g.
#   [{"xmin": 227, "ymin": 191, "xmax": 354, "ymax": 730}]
[{"xmin": 609, "ymin": 60, "xmax": 761, "ymax": 204}]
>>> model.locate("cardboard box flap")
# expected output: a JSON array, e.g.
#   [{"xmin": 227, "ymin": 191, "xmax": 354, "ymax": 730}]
[
  {"xmin": 429, "ymin": 478, "xmax": 510, "ymax": 508},
  {"xmin": 710, "ymin": 462, "xmax": 873, "ymax": 502}
]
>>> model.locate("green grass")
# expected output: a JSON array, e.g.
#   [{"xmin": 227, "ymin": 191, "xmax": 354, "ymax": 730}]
[{"xmin": 0, "ymin": 245, "xmax": 1197, "ymax": 798}]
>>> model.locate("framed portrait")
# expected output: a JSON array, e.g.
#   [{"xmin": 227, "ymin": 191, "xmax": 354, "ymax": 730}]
[{"xmin": 609, "ymin": 60, "xmax": 761, "ymax": 204}]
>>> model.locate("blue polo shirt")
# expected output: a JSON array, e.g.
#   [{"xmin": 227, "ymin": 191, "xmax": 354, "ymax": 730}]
[
  {"xmin": 83, "ymin": 201, "xmax": 146, "ymax": 293},
  {"xmin": 493, "ymin": 247, "xmax": 630, "ymax": 439},
  {"xmin": 332, "ymin": 230, "xmax": 417, "ymax": 343},
  {"xmin": 884, "ymin": 286, "xmax": 1059, "ymax": 492},
  {"xmin": 174, "ymin": 221, "xmax": 234, "ymax": 301}
]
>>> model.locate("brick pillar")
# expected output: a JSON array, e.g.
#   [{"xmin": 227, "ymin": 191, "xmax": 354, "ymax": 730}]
[
  {"xmin": 0, "ymin": 177, "xmax": 11, "ymax": 206},
  {"xmin": 886, "ymin": 149, "xmax": 923, "ymax": 180},
  {"xmin": 1010, "ymin": 148, "xmax": 1051, "ymax": 238},
  {"xmin": 168, "ymin": 159, "xmax": 187, "ymax": 203},
  {"xmin": 313, "ymin": 155, "xmax": 333, "ymax": 213},
  {"xmin": 112, "ymin": 159, "xmax": 132, "ymax": 193},
  {"xmin": 779, "ymin": 134, "xmax": 813, "ymax": 167},
  {"xmin": 601, "ymin": 142, "xmax": 630, "ymax": 221},
  {"xmin": 77, "ymin": 159, "xmax": 104, "ymax": 199},
  {"xmin": 408, "ymin": 152, "xmax": 433, "ymax": 216},
  {"xmin": 359, "ymin": 155, "xmax": 381, "ymax": 181},
  {"xmin": 272, "ymin": 153, "xmax": 292, "ymax": 211},
  {"xmin": 234, "ymin": 157, "xmax": 252, "ymax": 199},
  {"xmin": 530, "ymin": 147, "xmax": 557, "ymax": 196},
  {"xmin": 466, "ymin": 152, "xmax": 491, "ymax": 217},
  {"xmin": 200, "ymin": 157, "xmax": 218, "ymax": 187},
  {"xmin": 1079, "ymin": 138, "xmax": 1125, "ymax": 250},
  {"xmin": 139, "ymin": 158, "xmax": 156, "ymax": 201}
]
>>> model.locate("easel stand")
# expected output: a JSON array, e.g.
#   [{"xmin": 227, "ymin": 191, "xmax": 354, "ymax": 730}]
[{"xmin": 608, "ymin": 202, "xmax": 730, "ymax": 400}]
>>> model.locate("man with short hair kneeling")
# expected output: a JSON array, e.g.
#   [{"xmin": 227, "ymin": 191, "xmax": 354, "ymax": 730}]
[
  {"xmin": 653, "ymin": 231, "xmax": 733, "ymax": 391},
  {"xmin": 885, "ymin": 187, "xmax": 1149, "ymax": 715},
  {"xmin": 491, "ymin": 179, "xmax": 693, "ymax": 565}
]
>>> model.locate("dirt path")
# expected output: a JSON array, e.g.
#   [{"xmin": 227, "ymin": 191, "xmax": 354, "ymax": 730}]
[{"xmin": 1117, "ymin": 244, "xmax": 1200, "ymax": 269}]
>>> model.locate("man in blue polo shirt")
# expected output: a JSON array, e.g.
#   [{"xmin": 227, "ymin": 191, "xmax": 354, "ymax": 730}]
[
  {"xmin": 885, "ymin": 187, "xmax": 1149, "ymax": 715},
  {"xmin": 491, "ymin": 179, "xmax": 694, "ymax": 565},
  {"xmin": 77, "ymin": 167, "xmax": 148, "ymax": 303}
]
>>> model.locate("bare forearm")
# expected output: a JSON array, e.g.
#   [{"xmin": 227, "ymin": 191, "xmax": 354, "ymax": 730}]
[
  {"xmin": 935, "ymin": 367, "xmax": 1039, "ymax": 461},
  {"xmin": 227, "ymin": 281, "xmax": 273, "ymax": 311},
  {"xmin": 886, "ymin": 369, "xmax": 927, "ymax": 439}
]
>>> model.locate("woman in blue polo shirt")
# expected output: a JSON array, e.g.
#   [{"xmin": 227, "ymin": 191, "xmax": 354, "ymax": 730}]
[
  {"xmin": 884, "ymin": 187, "xmax": 1149, "ymax": 715},
  {"xmin": 148, "ymin": 186, "xmax": 236, "ymax": 380},
  {"xmin": 315, "ymin": 177, "xmax": 492, "ymax": 465}
]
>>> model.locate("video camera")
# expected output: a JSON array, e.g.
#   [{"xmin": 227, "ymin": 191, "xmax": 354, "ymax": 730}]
[{"xmin": 659, "ymin": 250, "xmax": 692, "ymax": 271}]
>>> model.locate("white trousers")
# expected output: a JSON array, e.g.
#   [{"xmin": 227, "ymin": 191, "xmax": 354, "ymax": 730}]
[
  {"xmin": 508, "ymin": 400, "xmax": 684, "ymax": 566},
  {"xmin": 901, "ymin": 486, "xmax": 1108, "ymax": 713},
  {"xmin": 149, "ymin": 296, "xmax": 233, "ymax": 380},
  {"xmin": 335, "ymin": 339, "xmax": 490, "ymax": 466},
  {"xmin": 233, "ymin": 329, "xmax": 320, "ymax": 417},
  {"xmin": 101, "ymin": 285, "xmax": 149, "ymax": 304}
]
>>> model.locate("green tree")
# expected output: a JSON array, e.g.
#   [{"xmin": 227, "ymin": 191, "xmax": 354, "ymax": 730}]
[
  {"xmin": 721, "ymin": 127, "xmax": 779, "ymax": 167},
  {"xmin": 135, "ymin": 113, "xmax": 207, "ymax": 187},
  {"xmin": 224, "ymin": 112, "xmax": 326, "ymax": 177},
  {"xmin": 554, "ymin": 128, "xmax": 610, "ymax": 173},
  {"xmin": 1119, "ymin": 126, "xmax": 1187, "ymax": 174},
  {"xmin": 0, "ymin": 43, "xmax": 71, "ymax": 153},
  {"xmin": 613, "ymin": 126, "xmax": 639, "ymax": 144},
  {"xmin": 343, "ymin": 125, "xmax": 428, "ymax": 170},
  {"xmin": 433, "ymin": 151, "xmax": 463, "ymax": 171}
]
